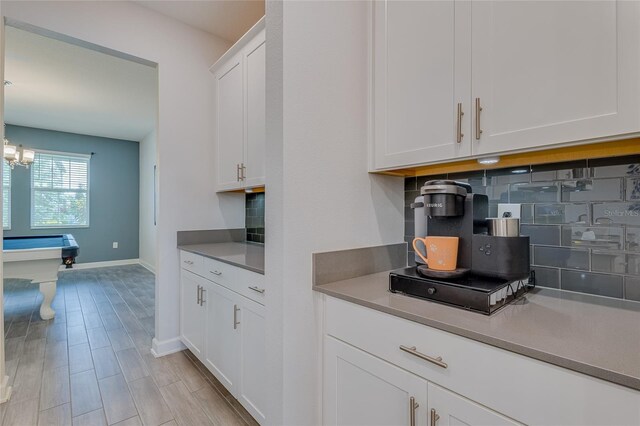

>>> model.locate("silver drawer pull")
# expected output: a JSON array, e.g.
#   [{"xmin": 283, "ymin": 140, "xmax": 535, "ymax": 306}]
[
  {"xmin": 210, "ymin": 270, "xmax": 222, "ymax": 276},
  {"xmin": 475, "ymin": 97, "xmax": 483, "ymax": 140},
  {"xmin": 430, "ymin": 409, "xmax": 440, "ymax": 426},
  {"xmin": 399, "ymin": 345, "xmax": 448, "ymax": 369},
  {"xmin": 248, "ymin": 286, "xmax": 265, "ymax": 294},
  {"xmin": 233, "ymin": 304, "xmax": 240, "ymax": 329},
  {"xmin": 409, "ymin": 396, "xmax": 419, "ymax": 426},
  {"xmin": 184, "ymin": 260, "xmax": 194, "ymax": 265}
]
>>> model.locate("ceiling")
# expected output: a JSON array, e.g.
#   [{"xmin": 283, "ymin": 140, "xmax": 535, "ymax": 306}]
[
  {"xmin": 4, "ymin": 26, "xmax": 158, "ymax": 142},
  {"xmin": 135, "ymin": 0, "xmax": 265, "ymax": 43}
]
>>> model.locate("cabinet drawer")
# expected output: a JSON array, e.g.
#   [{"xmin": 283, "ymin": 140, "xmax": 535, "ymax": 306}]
[
  {"xmin": 204, "ymin": 257, "xmax": 266, "ymax": 305},
  {"xmin": 324, "ymin": 296, "xmax": 640, "ymax": 426},
  {"xmin": 180, "ymin": 251, "xmax": 203, "ymax": 275}
]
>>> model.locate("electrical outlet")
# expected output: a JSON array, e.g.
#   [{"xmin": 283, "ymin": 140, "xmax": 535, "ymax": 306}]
[
  {"xmin": 112, "ymin": 242, "xmax": 119, "ymax": 249},
  {"xmin": 497, "ymin": 203, "xmax": 521, "ymax": 219}
]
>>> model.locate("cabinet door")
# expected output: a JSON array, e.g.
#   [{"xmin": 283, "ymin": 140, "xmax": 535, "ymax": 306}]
[
  {"xmin": 180, "ymin": 270, "xmax": 206, "ymax": 358},
  {"xmin": 204, "ymin": 281, "xmax": 241, "ymax": 393},
  {"xmin": 324, "ymin": 336, "xmax": 428, "ymax": 426},
  {"xmin": 243, "ymin": 29, "xmax": 266, "ymax": 189},
  {"xmin": 215, "ymin": 53, "xmax": 245, "ymax": 191},
  {"xmin": 372, "ymin": 0, "xmax": 471, "ymax": 170},
  {"xmin": 238, "ymin": 297, "xmax": 266, "ymax": 424},
  {"xmin": 471, "ymin": 1, "xmax": 640, "ymax": 156},
  {"xmin": 428, "ymin": 383, "xmax": 521, "ymax": 426}
]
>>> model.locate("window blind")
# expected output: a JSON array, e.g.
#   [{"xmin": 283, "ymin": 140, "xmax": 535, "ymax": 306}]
[
  {"xmin": 3, "ymin": 165, "xmax": 10, "ymax": 229},
  {"xmin": 31, "ymin": 151, "xmax": 90, "ymax": 228}
]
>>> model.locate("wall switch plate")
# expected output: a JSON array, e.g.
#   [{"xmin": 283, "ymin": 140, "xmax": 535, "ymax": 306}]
[
  {"xmin": 112, "ymin": 242, "xmax": 119, "ymax": 249},
  {"xmin": 497, "ymin": 203, "xmax": 521, "ymax": 219}
]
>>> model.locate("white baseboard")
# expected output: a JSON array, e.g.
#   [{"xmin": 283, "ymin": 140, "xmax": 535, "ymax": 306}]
[
  {"xmin": 151, "ymin": 336, "xmax": 186, "ymax": 358},
  {"xmin": 139, "ymin": 259, "xmax": 156, "ymax": 273},
  {"xmin": 60, "ymin": 258, "xmax": 140, "ymax": 271}
]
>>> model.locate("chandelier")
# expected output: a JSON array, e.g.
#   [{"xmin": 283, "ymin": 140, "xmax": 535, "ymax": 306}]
[{"xmin": 3, "ymin": 135, "xmax": 35, "ymax": 169}]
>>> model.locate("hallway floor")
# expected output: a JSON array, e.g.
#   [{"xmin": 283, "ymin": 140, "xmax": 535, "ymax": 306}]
[{"xmin": 2, "ymin": 265, "xmax": 256, "ymax": 426}]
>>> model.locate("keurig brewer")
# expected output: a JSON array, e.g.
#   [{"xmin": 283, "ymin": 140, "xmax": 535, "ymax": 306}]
[{"xmin": 389, "ymin": 180, "xmax": 533, "ymax": 314}]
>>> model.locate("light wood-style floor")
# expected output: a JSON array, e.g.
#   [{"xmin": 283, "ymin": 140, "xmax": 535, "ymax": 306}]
[{"xmin": 2, "ymin": 265, "xmax": 256, "ymax": 426}]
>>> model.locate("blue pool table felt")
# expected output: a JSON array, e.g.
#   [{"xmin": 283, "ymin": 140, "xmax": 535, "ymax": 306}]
[{"xmin": 3, "ymin": 235, "xmax": 79, "ymax": 262}]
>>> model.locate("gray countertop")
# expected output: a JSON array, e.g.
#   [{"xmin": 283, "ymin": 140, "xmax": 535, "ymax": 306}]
[
  {"xmin": 314, "ymin": 271, "xmax": 640, "ymax": 391},
  {"xmin": 178, "ymin": 242, "xmax": 265, "ymax": 274}
]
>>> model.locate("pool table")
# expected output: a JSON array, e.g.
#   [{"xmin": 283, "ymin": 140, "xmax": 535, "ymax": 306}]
[{"xmin": 3, "ymin": 234, "xmax": 79, "ymax": 320}]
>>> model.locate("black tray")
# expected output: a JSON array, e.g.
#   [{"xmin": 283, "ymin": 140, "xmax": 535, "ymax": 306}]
[{"xmin": 389, "ymin": 267, "xmax": 530, "ymax": 315}]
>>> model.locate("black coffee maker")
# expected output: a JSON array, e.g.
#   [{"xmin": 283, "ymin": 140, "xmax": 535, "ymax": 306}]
[
  {"xmin": 420, "ymin": 180, "xmax": 530, "ymax": 280},
  {"xmin": 389, "ymin": 180, "xmax": 532, "ymax": 315}
]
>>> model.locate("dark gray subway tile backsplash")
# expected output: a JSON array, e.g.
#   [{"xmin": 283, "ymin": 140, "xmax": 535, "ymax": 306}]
[
  {"xmin": 534, "ymin": 203, "xmax": 588, "ymax": 225},
  {"xmin": 245, "ymin": 192, "xmax": 265, "ymax": 243},
  {"xmin": 561, "ymin": 225, "xmax": 623, "ymax": 250},
  {"xmin": 625, "ymin": 277, "xmax": 640, "ymax": 301},
  {"xmin": 520, "ymin": 224, "xmax": 560, "ymax": 246},
  {"xmin": 592, "ymin": 202, "xmax": 640, "ymax": 225},
  {"xmin": 560, "ymin": 270, "xmax": 624, "ymax": 298},
  {"xmin": 531, "ymin": 266, "xmax": 560, "ymax": 289},
  {"xmin": 534, "ymin": 246, "xmax": 589, "ymax": 270},
  {"xmin": 404, "ymin": 154, "xmax": 640, "ymax": 302}
]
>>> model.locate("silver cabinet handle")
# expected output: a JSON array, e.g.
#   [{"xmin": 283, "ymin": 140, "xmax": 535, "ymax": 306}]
[
  {"xmin": 233, "ymin": 304, "xmax": 240, "ymax": 329},
  {"xmin": 183, "ymin": 260, "xmax": 193, "ymax": 265},
  {"xmin": 236, "ymin": 163, "xmax": 240, "ymax": 181},
  {"xmin": 248, "ymin": 286, "xmax": 265, "ymax": 294},
  {"xmin": 399, "ymin": 345, "xmax": 448, "ymax": 369},
  {"xmin": 409, "ymin": 397, "xmax": 419, "ymax": 426},
  {"xmin": 196, "ymin": 285, "xmax": 201, "ymax": 305},
  {"xmin": 210, "ymin": 270, "xmax": 222, "ymax": 276},
  {"xmin": 430, "ymin": 409, "xmax": 440, "ymax": 426},
  {"xmin": 475, "ymin": 97, "xmax": 483, "ymax": 140},
  {"xmin": 200, "ymin": 287, "xmax": 206, "ymax": 306},
  {"xmin": 241, "ymin": 163, "xmax": 246, "ymax": 181},
  {"xmin": 456, "ymin": 102, "xmax": 464, "ymax": 143}
]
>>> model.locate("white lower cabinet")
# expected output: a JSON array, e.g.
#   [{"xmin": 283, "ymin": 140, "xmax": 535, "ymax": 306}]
[
  {"xmin": 324, "ymin": 336, "xmax": 428, "ymax": 426},
  {"xmin": 204, "ymin": 281, "xmax": 241, "ymax": 393},
  {"xmin": 324, "ymin": 336, "xmax": 518, "ymax": 426},
  {"xmin": 238, "ymin": 297, "xmax": 267, "ymax": 423},
  {"xmin": 179, "ymin": 269, "xmax": 206, "ymax": 358},
  {"xmin": 324, "ymin": 296, "xmax": 640, "ymax": 426},
  {"xmin": 427, "ymin": 383, "xmax": 519, "ymax": 426},
  {"xmin": 179, "ymin": 251, "xmax": 267, "ymax": 424}
]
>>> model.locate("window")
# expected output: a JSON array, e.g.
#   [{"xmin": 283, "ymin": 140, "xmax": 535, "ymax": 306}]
[
  {"xmin": 3, "ymin": 164, "xmax": 10, "ymax": 230},
  {"xmin": 31, "ymin": 151, "xmax": 90, "ymax": 228}
]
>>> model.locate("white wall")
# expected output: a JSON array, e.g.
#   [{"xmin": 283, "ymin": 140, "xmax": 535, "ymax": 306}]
[
  {"xmin": 265, "ymin": 1, "xmax": 404, "ymax": 423},
  {"xmin": 139, "ymin": 129, "xmax": 157, "ymax": 272},
  {"xmin": 1, "ymin": 1, "xmax": 245, "ymax": 352}
]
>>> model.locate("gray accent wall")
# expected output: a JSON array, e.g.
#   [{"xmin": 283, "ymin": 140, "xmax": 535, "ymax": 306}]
[
  {"xmin": 405, "ymin": 155, "xmax": 640, "ymax": 303},
  {"xmin": 4, "ymin": 125, "xmax": 139, "ymax": 263}
]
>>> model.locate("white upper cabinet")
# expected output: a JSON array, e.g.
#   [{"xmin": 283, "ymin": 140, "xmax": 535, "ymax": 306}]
[
  {"xmin": 212, "ymin": 18, "xmax": 266, "ymax": 192},
  {"xmin": 371, "ymin": 0, "xmax": 640, "ymax": 170},
  {"xmin": 373, "ymin": 0, "xmax": 471, "ymax": 169},
  {"xmin": 215, "ymin": 53, "xmax": 245, "ymax": 191},
  {"xmin": 244, "ymin": 33, "xmax": 266, "ymax": 188},
  {"xmin": 472, "ymin": 0, "xmax": 640, "ymax": 155}
]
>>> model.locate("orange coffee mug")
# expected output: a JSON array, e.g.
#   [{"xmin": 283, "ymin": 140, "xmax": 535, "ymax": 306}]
[{"xmin": 412, "ymin": 236, "xmax": 459, "ymax": 271}]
